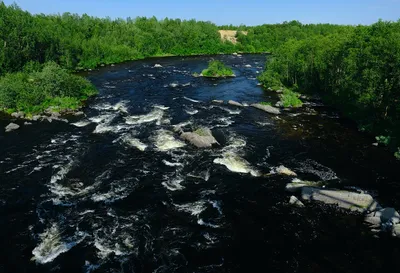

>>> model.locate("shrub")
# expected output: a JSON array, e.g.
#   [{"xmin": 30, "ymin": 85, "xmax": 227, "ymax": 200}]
[
  {"xmin": 375, "ymin": 135, "xmax": 391, "ymax": 146},
  {"xmin": 280, "ymin": 88, "xmax": 303, "ymax": 108},
  {"xmin": 257, "ymin": 70, "xmax": 282, "ymax": 90},
  {"xmin": 395, "ymin": 148, "xmax": 400, "ymax": 160},
  {"xmin": 0, "ymin": 62, "xmax": 97, "ymax": 114},
  {"xmin": 201, "ymin": 60, "xmax": 234, "ymax": 77}
]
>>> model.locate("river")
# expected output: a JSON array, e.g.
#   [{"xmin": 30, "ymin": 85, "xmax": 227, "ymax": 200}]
[{"xmin": 1, "ymin": 54, "xmax": 400, "ymax": 272}]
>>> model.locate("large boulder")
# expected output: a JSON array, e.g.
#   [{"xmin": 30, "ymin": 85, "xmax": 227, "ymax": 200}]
[
  {"xmin": 273, "ymin": 165, "xmax": 297, "ymax": 176},
  {"xmin": 5, "ymin": 123, "xmax": 20, "ymax": 132},
  {"xmin": 228, "ymin": 100, "xmax": 244, "ymax": 107},
  {"xmin": 251, "ymin": 103, "xmax": 281, "ymax": 115},
  {"xmin": 301, "ymin": 187, "xmax": 379, "ymax": 212},
  {"xmin": 365, "ymin": 208, "xmax": 400, "ymax": 226},
  {"xmin": 180, "ymin": 127, "xmax": 218, "ymax": 148}
]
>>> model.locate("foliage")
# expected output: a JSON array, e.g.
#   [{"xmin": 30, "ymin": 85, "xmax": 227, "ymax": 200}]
[
  {"xmin": 395, "ymin": 148, "xmax": 400, "ymax": 160},
  {"xmin": 201, "ymin": 60, "xmax": 234, "ymax": 77},
  {"xmin": 0, "ymin": 62, "xmax": 97, "ymax": 114},
  {"xmin": 280, "ymin": 89, "xmax": 303, "ymax": 108},
  {"xmin": 375, "ymin": 135, "xmax": 391, "ymax": 146}
]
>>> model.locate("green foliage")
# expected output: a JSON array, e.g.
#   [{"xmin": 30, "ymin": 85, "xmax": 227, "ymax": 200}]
[
  {"xmin": 395, "ymin": 148, "xmax": 400, "ymax": 160},
  {"xmin": 280, "ymin": 89, "xmax": 303, "ymax": 108},
  {"xmin": 260, "ymin": 101, "xmax": 272, "ymax": 106},
  {"xmin": 375, "ymin": 135, "xmax": 391, "ymax": 146},
  {"xmin": 202, "ymin": 60, "xmax": 234, "ymax": 77},
  {"xmin": 257, "ymin": 69, "xmax": 282, "ymax": 90},
  {"xmin": 0, "ymin": 62, "xmax": 97, "ymax": 114}
]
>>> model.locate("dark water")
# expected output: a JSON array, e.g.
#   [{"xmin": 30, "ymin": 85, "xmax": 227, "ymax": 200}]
[{"xmin": 1, "ymin": 54, "xmax": 400, "ymax": 273}]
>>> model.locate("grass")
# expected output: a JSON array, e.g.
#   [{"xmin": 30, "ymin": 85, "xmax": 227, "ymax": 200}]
[
  {"xmin": 201, "ymin": 60, "xmax": 234, "ymax": 78},
  {"xmin": 260, "ymin": 101, "xmax": 272, "ymax": 106},
  {"xmin": 194, "ymin": 127, "xmax": 210, "ymax": 136}
]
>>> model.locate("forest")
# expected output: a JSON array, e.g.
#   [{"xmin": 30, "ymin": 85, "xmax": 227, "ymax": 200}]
[{"xmin": 1, "ymin": 2, "xmax": 399, "ymax": 157}]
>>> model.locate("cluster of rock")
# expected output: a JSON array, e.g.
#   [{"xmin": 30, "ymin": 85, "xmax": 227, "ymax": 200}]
[
  {"xmin": 211, "ymin": 99, "xmax": 281, "ymax": 115},
  {"xmin": 4, "ymin": 108, "xmax": 84, "ymax": 132},
  {"xmin": 284, "ymin": 177, "xmax": 400, "ymax": 238}
]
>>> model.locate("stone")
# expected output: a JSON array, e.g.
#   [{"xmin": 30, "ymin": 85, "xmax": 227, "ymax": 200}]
[
  {"xmin": 275, "ymin": 101, "xmax": 283, "ymax": 108},
  {"xmin": 232, "ymin": 52, "xmax": 238, "ymax": 56},
  {"xmin": 244, "ymin": 64, "xmax": 252, "ymax": 68},
  {"xmin": 228, "ymin": 100, "xmax": 243, "ymax": 107},
  {"xmin": 154, "ymin": 64, "xmax": 163, "ymax": 68},
  {"xmin": 74, "ymin": 111, "xmax": 84, "ymax": 116},
  {"xmin": 289, "ymin": 196, "xmax": 304, "ymax": 207},
  {"xmin": 32, "ymin": 115, "xmax": 41, "ymax": 121},
  {"xmin": 301, "ymin": 187, "xmax": 379, "ymax": 212},
  {"xmin": 366, "ymin": 208, "xmax": 400, "ymax": 225},
  {"xmin": 11, "ymin": 111, "xmax": 25, "ymax": 119},
  {"xmin": 24, "ymin": 122, "xmax": 32, "ymax": 125},
  {"xmin": 180, "ymin": 127, "xmax": 218, "ymax": 148},
  {"xmin": 251, "ymin": 103, "xmax": 281, "ymax": 115},
  {"xmin": 5, "ymin": 123, "xmax": 20, "ymax": 132},
  {"xmin": 392, "ymin": 224, "xmax": 400, "ymax": 238},
  {"xmin": 212, "ymin": 100, "xmax": 224, "ymax": 104}
]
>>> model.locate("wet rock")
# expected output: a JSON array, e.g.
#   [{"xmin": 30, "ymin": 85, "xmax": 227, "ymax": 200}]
[
  {"xmin": 372, "ymin": 143, "xmax": 379, "ymax": 147},
  {"xmin": 273, "ymin": 165, "xmax": 297, "ymax": 176},
  {"xmin": 285, "ymin": 180, "xmax": 321, "ymax": 193},
  {"xmin": 46, "ymin": 117, "xmax": 53, "ymax": 123},
  {"xmin": 289, "ymin": 196, "xmax": 304, "ymax": 207},
  {"xmin": 180, "ymin": 127, "xmax": 218, "ymax": 148},
  {"xmin": 32, "ymin": 115, "xmax": 41, "ymax": 121},
  {"xmin": 301, "ymin": 187, "xmax": 379, "ymax": 212},
  {"xmin": 24, "ymin": 122, "xmax": 32, "ymax": 125},
  {"xmin": 365, "ymin": 208, "xmax": 400, "ymax": 226},
  {"xmin": 251, "ymin": 103, "xmax": 281, "ymax": 115},
  {"xmin": 214, "ymin": 152, "xmax": 260, "ymax": 177},
  {"xmin": 11, "ymin": 111, "xmax": 25, "ymax": 119},
  {"xmin": 228, "ymin": 100, "xmax": 243, "ymax": 107},
  {"xmin": 212, "ymin": 100, "xmax": 224, "ymax": 104},
  {"xmin": 232, "ymin": 52, "xmax": 238, "ymax": 56},
  {"xmin": 5, "ymin": 123, "xmax": 20, "ymax": 132},
  {"xmin": 275, "ymin": 101, "xmax": 283, "ymax": 108},
  {"xmin": 74, "ymin": 111, "xmax": 84, "ymax": 116},
  {"xmin": 392, "ymin": 224, "xmax": 400, "ymax": 238},
  {"xmin": 244, "ymin": 64, "xmax": 252, "ymax": 68},
  {"xmin": 154, "ymin": 64, "xmax": 163, "ymax": 68}
]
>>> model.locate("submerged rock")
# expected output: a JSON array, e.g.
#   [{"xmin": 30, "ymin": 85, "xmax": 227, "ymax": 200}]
[
  {"xmin": 180, "ymin": 127, "xmax": 218, "ymax": 148},
  {"xmin": 289, "ymin": 196, "xmax": 305, "ymax": 207},
  {"xmin": 212, "ymin": 100, "xmax": 224, "ymax": 104},
  {"xmin": 5, "ymin": 123, "xmax": 20, "ymax": 132},
  {"xmin": 365, "ymin": 208, "xmax": 400, "ymax": 226},
  {"xmin": 228, "ymin": 100, "xmax": 244, "ymax": 107},
  {"xmin": 24, "ymin": 122, "xmax": 32, "ymax": 125},
  {"xmin": 251, "ymin": 103, "xmax": 281, "ymax": 115},
  {"xmin": 273, "ymin": 165, "xmax": 297, "ymax": 176},
  {"xmin": 301, "ymin": 187, "xmax": 379, "ymax": 212},
  {"xmin": 244, "ymin": 64, "xmax": 252, "ymax": 68},
  {"xmin": 213, "ymin": 152, "xmax": 260, "ymax": 177},
  {"xmin": 154, "ymin": 64, "xmax": 163, "ymax": 68}
]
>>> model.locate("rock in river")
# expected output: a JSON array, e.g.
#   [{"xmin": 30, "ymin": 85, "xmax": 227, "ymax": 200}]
[
  {"xmin": 251, "ymin": 103, "xmax": 281, "ymax": 115},
  {"xmin": 289, "ymin": 196, "xmax": 304, "ymax": 207},
  {"xmin": 301, "ymin": 187, "xmax": 379, "ymax": 212},
  {"xmin": 11, "ymin": 111, "xmax": 25, "ymax": 119},
  {"xmin": 180, "ymin": 127, "xmax": 218, "ymax": 148},
  {"xmin": 5, "ymin": 123, "xmax": 20, "ymax": 132},
  {"xmin": 228, "ymin": 100, "xmax": 244, "ymax": 107}
]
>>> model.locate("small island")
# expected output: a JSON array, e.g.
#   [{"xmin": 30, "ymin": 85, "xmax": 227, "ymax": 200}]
[{"xmin": 198, "ymin": 60, "xmax": 235, "ymax": 78}]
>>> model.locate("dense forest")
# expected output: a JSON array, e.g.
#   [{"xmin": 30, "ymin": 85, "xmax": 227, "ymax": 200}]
[
  {"xmin": 1, "ymin": 2, "xmax": 400, "ymax": 157},
  {"xmin": 258, "ymin": 20, "xmax": 400, "ymax": 159}
]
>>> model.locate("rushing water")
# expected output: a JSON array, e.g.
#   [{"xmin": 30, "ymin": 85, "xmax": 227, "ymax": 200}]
[{"xmin": 1, "ymin": 54, "xmax": 400, "ymax": 273}]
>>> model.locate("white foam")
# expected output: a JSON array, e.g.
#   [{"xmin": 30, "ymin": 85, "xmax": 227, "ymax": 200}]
[
  {"xmin": 197, "ymin": 219, "xmax": 220, "ymax": 228},
  {"xmin": 183, "ymin": 96, "xmax": 201, "ymax": 103},
  {"xmin": 219, "ymin": 107, "xmax": 241, "ymax": 115},
  {"xmin": 50, "ymin": 160, "xmax": 75, "ymax": 184},
  {"xmin": 72, "ymin": 120, "xmax": 91, "ymax": 127},
  {"xmin": 162, "ymin": 177, "xmax": 185, "ymax": 191},
  {"xmin": 32, "ymin": 224, "xmax": 86, "ymax": 264},
  {"xmin": 153, "ymin": 105, "xmax": 170, "ymax": 111},
  {"xmin": 163, "ymin": 160, "xmax": 183, "ymax": 167},
  {"xmin": 185, "ymin": 109, "xmax": 199, "ymax": 115},
  {"xmin": 153, "ymin": 130, "xmax": 186, "ymax": 151},
  {"xmin": 169, "ymin": 82, "xmax": 179, "ymax": 88},
  {"xmin": 122, "ymin": 135, "xmax": 147, "ymax": 151},
  {"xmin": 175, "ymin": 201, "xmax": 206, "ymax": 216},
  {"xmin": 125, "ymin": 108, "xmax": 164, "ymax": 125}
]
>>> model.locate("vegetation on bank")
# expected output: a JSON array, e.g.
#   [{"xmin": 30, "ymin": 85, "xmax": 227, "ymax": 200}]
[
  {"xmin": 258, "ymin": 20, "xmax": 400, "ymax": 159},
  {"xmin": 0, "ymin": 62, "xmax": 97, "ymax": 114},
  {"xmin": 201, "ymin": 61, "xmax": 234, "ymax": 78}
]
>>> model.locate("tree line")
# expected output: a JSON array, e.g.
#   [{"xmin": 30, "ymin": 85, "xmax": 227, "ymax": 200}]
[{"xmin": 258, "ymin": 20, "xmax": 400, "ymax": 158}]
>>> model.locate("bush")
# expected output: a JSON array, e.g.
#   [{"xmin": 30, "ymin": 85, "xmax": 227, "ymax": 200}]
[
  {"xmin": 395, "ymin": 148, "xmax": 400, "ymax": 160},
  {"xmin": 257, "ymin": 70, "xmax": 282, "ymax": 90},
  {"xmin": 376, "ymin": 135, "xmax": 391, "ymax": 146},
  {"xmin": 201, "ymin": 60, "xmax": 234, "ymax": 77},
  {"xmin": 280, "ymin": 88, "xmax": 303, "ymax": 108},
  {"xmin": 0, "ymin": 62, "xmax": 97, "ymax": 113}
]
